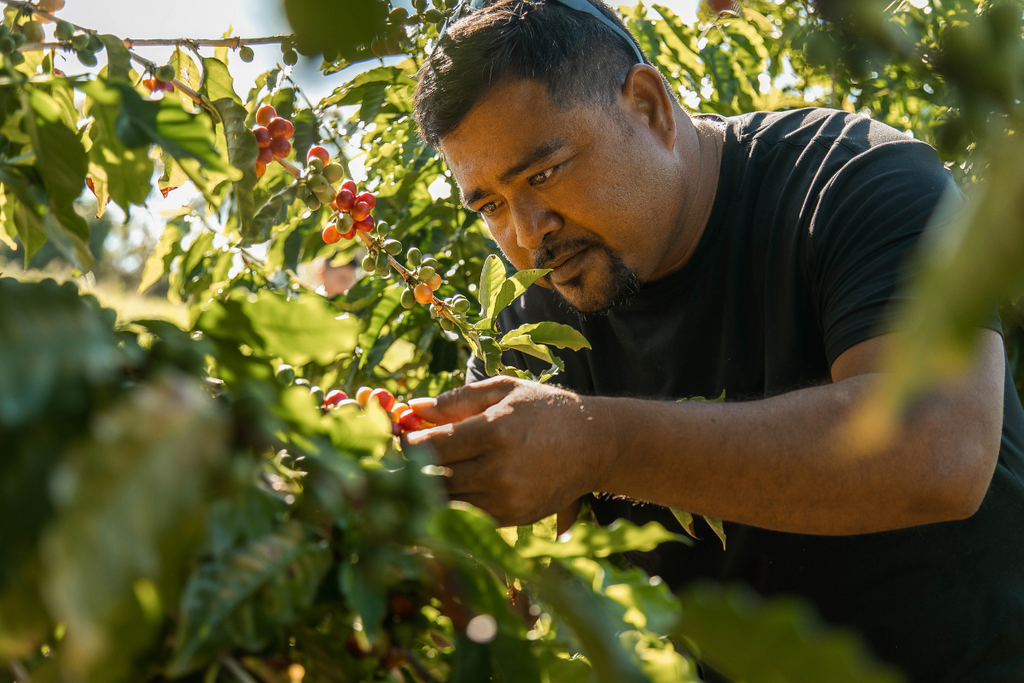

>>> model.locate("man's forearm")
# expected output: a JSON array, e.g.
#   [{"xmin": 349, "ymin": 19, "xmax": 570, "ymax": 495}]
[{"xmin": 588, "ymin": 372, "xmax": 1000, "ymax": 535}]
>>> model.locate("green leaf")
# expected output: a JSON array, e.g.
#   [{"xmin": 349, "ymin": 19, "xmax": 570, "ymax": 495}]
[
  {"xmin": 170, "ymin": 524, "xmax": 331, "ymax": 675},
  {"xmin": 201, "ymin": 57, "xmax": 241, "ymax": 105},
  {"xmin": 491, "ymin": 268, "xmax": 550, "ymax": 316},
  {"xmin": 477, "ymin": 254, "xmax": 507, "ymax": 320},
  {"xmin": 211, "ymin": 97, "xmax": 258, "ymax": 233},
  {"xmin": 500, "ymin": 321, "xmax": 591, "ymax": 352},
  {"xmin": 85, "ymin": 91, "xmax": 155, "ymax": 214},
  {"xmin": 677, "ymin": 582, "xmax": 904, "ymax": 683},
  {"xmin": 98, "ymin": 34, "xmax": 132, "ymax": 80},
  {"xmin": 138, "ymin": 221, "xmax": 184, "ymax": 294},
  {"xmin": 480, "ymin": 335, "xmax": 503, "ymax": 376},
  {"xmin": 196, "ymin": 290, "xmax": 360, "ymax": 366},
  {"xmin": 246, "ymin": 183, "xmax": 299, "ymax": 245},
  {"xmin": 428, "ymin": 507, "xmax": 533, "ymax": 577},
  {"xmin": 516, "ymin": 519, "xmax": 688, "ymax": 559},
  {"xmin": 703, "ymin": 517, "xmax": 727, "ymax": 550},
  {"xmin": 670, "ymin": 509, "xmax": 696, "ymax": 538}
]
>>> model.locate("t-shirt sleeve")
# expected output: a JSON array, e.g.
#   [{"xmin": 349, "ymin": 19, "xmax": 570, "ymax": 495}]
[{"xmin": 808, "ymin": 140, "xmax": 1000, "ymax": 367}]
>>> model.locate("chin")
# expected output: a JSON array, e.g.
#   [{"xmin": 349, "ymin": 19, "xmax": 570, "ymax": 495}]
[{"xmin": 553, "ymin": 261, "xmax": 643, "ymax": 316}]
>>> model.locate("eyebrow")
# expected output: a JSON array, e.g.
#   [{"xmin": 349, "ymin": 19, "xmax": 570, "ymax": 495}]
[{"xmin": 461, "ymin": 138, "xmax": 568, "ymax": 209}]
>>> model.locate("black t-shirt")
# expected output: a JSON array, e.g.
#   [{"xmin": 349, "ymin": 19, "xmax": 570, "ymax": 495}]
[{"xmin": 469, "ymin": 108, "xmax": 1024, "ymax": 681}]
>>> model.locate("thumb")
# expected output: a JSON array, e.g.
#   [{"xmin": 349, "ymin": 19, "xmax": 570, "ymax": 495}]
[{"xmin": 408, "ymin": 376, "xmax": 518, "ymax": 425}]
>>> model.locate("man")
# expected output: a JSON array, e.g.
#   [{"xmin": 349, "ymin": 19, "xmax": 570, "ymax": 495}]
[{"xmin": 405, "ymin": 0, "xmax": 1024, "ymax": 678}]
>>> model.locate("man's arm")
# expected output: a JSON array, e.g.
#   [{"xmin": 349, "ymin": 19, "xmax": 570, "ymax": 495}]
[{"xmin": 405, "ymin": 330, "xmax": 1005, "ymax": 536}]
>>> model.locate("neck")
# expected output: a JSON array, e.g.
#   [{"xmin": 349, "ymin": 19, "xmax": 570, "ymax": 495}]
[{"xmin": 649, "ymin": 114, "xmax": 724, "ymax": 281}]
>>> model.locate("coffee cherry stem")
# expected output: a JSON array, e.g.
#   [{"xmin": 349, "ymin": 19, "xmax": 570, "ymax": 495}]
[{"xmin": 276, "ymin": 157, "xmax": 302, "ymax": 179}]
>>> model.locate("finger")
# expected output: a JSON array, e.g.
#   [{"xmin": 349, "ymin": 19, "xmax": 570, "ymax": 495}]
[
  {"xmin": 557, "ymin": 498, "xmax": 582, "ymax": 536},
  {"xmin": 407, "ymin": 376, "xmax": 517, "ymax": 425},
  {"xmin": 443, "ymin": 458, "xmax": 486, "ymax": 496},
  {"xmin": 404, "ymin": 415, "xmax": 496, "ymax": 466}
]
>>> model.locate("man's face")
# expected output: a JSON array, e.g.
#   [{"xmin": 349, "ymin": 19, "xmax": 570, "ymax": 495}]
[{"xmin": 439, "ymin": 78, "xmax": 679, "ymax": 313}]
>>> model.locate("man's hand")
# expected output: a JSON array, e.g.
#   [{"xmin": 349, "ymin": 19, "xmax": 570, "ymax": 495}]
[{"xmin": 404, "ymin": 376, "xmax": 609, "ymax": 531}]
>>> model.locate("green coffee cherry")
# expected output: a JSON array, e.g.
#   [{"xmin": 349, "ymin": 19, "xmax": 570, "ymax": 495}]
[
  {"xmin": 314, "ymin": 184, "xmax": 336, "ymax": 205},
  {"xmin": 401, "ymin": 288, "xmax": 416, "ymax": 309},
  {"xmin": 389, "ymin": 7, "xmax": 409, "ymax": 23},
  {"xmin": 283, "ymin": 49, "xmax": 298, "ymax": 66},
  {"xmin": 421, "ymin": 256, "xmax": 439, "ymax": 270},
  {"xmin": 294, "ymin": 378, "xmax": 311, "ymax": 389},
  {"xmin": 310, "ymin": 385, "xmax": 325, "ymax": 405},
  {"xmin": 424, "ymin": 8, "xmax": 443, "ymax": 22},
  {"xmin": 429, "ymin": 305, "xmax": 439, "ymax": 319},
  {"xmin": 20, "ymin": 21, "xmax": 44, "ymax": 44},
  {"xmin": 77, "ymin": 50, "xmax": 98, "ymax": 67},
  {"xmin": 452, "ymin": 298, "xmax": 471, "ymax": 314},
  {"xmin": 305, "ymin": 195, "xmax": 322, "ymax": 211},
  {"xmin": 406, "ymin": 247, "xmax": 421, "ymax": 267},
  {"xmin": 323, "ymin": 163, "xmax": 344, "ymax": 184},
  {"xmin": 10, "ymin": 32, "xmax": 26, "ymax": 48},
  {"xmin": 87, "ymin": 33, "xmax": 104, "ymax": 52},
  {"xmin": 383, "ymin": 239, "xmax": 402, "ymax": 256},
  {"xmin": 71, "ymin": 33, "xmax": 89, "ymax": 51},
  {"xmin": 239, "ymin": 45, "xmax": 255, "ymax": 63},
  {"xmin": 440, "ymin": 317, "xmax": 455, "ymax": 331},
  {"xmin": 418, "ymin": 266, "xmax": 436, "ymax": 281},
  {"xmin": 276, "ymin": 364, "xmax": 296, "ymax": 385},
  {"xmin": 308, "ymin": 157, "xmax": 324, "ymax": 173},
  {"xmin": 0, "ymin": 26, "xmax": 10, "ymax": 38},
  {"xmin": 361, "ymin": 254, "xmax": 375, "ymax": 272},
  {"xmin": 55, "ymin": 21, "xmax": 74, "ymax": 42},
  {"xmin": 307, "ymin": 173, "xmax": 328, "ymax": 193},
  {"xmin": 0, "ymin": 37, "xmax": 14, "ymax": 55},
  {"xmin": 156, "ymin": 64, "xmax": 175, "ymax": 82},
  {"xmin": 8, "ymin": 50, "xmax": 24, "ymax": 66}
]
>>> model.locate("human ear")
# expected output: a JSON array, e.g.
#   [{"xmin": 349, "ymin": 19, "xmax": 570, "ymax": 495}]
[{"xmin": 620, "ymin": 64, "xmax": 677, "ymax": 149}]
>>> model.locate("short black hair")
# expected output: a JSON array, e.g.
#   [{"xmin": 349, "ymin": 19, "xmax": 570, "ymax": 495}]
[{"xmin": 414, "ymin": 0, "xmax": 651, "ymax": 148}]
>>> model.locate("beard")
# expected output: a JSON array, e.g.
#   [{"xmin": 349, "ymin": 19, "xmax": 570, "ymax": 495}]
[{"xmin": 532, "ymin": 236, "xmax": 643, "ymax": 316}]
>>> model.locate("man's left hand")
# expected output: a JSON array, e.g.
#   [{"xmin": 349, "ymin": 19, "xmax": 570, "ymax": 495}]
[{"xmin": 404, "ymin": 376, "xmax": 609, "ymax": 530}]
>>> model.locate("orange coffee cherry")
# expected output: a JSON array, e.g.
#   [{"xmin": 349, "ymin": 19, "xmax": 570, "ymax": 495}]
[
  {"xmin": 414, "ymin": 283, "xmax": 433, "ymax": 304},
  {"xmin": 256, "ymin": 104, "xmax": 277, "ymax": 127}
]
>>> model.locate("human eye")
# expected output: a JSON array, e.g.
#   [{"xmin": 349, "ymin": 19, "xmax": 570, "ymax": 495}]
[
  {"xmin": 478, "ymin": 199, "xmax": 501, "ymax": 216},
  {"xmin": 528, "ymin": 166, "xmax": 556, "ymax": 186}
]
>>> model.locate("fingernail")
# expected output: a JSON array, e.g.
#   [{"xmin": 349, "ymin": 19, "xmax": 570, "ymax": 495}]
[{"xmin": 408, "ymin": 397, "xmax": 436, "ymax": 409}]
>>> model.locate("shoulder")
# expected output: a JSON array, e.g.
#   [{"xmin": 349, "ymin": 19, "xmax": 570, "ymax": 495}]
[{"xmin": 718, "ymin": 107, "xmax": 914, "ymax": 153}]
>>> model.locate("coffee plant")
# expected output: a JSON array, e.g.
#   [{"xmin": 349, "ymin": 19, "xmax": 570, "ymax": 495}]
[{"xmin": 1, "ymin": 0, "xmax": 1021, "ymax": 681}]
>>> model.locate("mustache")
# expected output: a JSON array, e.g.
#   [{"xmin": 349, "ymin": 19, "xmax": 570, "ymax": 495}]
[{"xmin": 533, "ymin": 236, "xmax": 604, "ymax": 270}]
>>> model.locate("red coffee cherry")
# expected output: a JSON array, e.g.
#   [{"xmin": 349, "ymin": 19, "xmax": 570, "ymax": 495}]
[
  {"xmin": 307, "ymin": 145, "xmax": 330, "ymax": 164},
  {"xmin": 355, "ymin": 192, "xmax": 376, "ymax": 209},
  {"xmin": 341, "ymin": 180, "xmax": 358, "ymax": 195},
  {"xmin": 369, "ymin": 388, "xmax": 395, "ymax": 412},
  {"xmin": 398, "ymin": 408, "xmax": 425, "ymax": 432},
  {"xmin": 252, "ymin": 126, "xmax": 272, "ymax": 149},
  {"xmin": 335, "ymin": 189, "xmax": 356, "ymax": 212},
  {"xmin": 257, "ymin": 146, "xmax": 275, "ymax": 165},
  {"xmin": 267, "ymin": 117, "xmax": 294, "ymax": 140},
  {"xmin": 255, "ymin": 163, "xmax": 267, "ymax": 178},
  {"xmin": 322, "ymin": 223, "xmax": 341, "ymax": 244},
  {"xmin": 353, "ymin": 216, "xmax": 375, "ymax": 233},
  {"xmin": 256, "ymin": 104, "xmax": 277, "ymax": 127},
  {"xmin": 324, "ymin": 389, "xmax": 348, "ymax": 408},
  {"xmin": 350, "ymin": 202, "xmax": 371, "ymax": 222},
  {"xmin": 270, "ymin": 137, "xmax": 291, "ymax": 159}
]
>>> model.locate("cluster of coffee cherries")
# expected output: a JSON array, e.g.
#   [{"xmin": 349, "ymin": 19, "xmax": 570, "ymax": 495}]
[
  {"xmin": 252, "ymin": 104, "xmax": 294, "ymax": 178},
  {"xmin": 322, "ymin": 385, "xmax": 431, "ymax": 435},
  {"xmin": 142, "ymin": 64, "xmax": 176, "ymax": 94},
  {"xmin": 303, "ymin": 145, "xmax": 378, "ymax": 240}
]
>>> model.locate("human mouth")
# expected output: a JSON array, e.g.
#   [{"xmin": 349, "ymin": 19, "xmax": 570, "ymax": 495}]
[{"xmin": 549, "ymin": 246, "xmax": 594, "ymax": 285}]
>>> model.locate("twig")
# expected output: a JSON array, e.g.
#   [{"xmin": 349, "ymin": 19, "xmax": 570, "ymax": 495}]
[
  {"xmin": 219, "ymin": 656, "xmax": 260, "ymax": 683},
  {"xmin": 22, "ymin": 36, "xmax": 291, "ymax": 51},
  {"xmin": 401, "ymin": 647, "xmax": 439, "ymax": 683},
  {"xmin": 0, "ymin": 0, "xmax": 220, "ymax": 119},
  {"xmin": 9, "ymin": 662, "xmax": 30, "ymax": 683}
]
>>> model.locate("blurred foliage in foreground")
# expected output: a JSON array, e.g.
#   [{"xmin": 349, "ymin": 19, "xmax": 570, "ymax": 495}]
[{"xmin": 2, "ymin": 0, "xmax": 1023, "ymax": 680}]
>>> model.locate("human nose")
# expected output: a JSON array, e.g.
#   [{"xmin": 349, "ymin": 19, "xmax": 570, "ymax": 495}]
[{"xmin": 508, "ymin": 197, "xmax": 560, "ymax": 251}]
